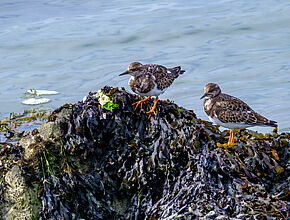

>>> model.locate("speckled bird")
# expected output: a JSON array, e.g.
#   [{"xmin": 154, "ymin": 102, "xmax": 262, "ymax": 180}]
[
  {"xmin": 201, "ymin": 83, "xmax": 277, "ymax": 146},
  {"xmin": 119, "ymin": 62, "xmax": 185, "ymax": 118}
]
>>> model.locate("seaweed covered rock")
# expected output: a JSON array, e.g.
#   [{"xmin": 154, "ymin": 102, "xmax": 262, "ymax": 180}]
[
  {"xmin": 0, "ymin": 144, "xmax": 36, "ymax": 220},
  {"xmin": 0, "ymin": 110, "xmax": 48, "ymax": 220},
  {"xmin": 0, "ymin": 87, "xmax": 289, "ymax": 219}
]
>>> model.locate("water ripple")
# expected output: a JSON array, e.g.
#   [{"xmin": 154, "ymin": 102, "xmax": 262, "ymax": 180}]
[{"xmin": 0, "ymin": 0, "xmax": 289, "ymax": 132}]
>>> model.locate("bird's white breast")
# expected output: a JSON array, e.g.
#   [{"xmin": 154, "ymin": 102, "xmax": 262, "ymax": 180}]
[
  {"xmin": 204, "ymin": 98, "xmax": 212, "ymax": 111},
  {"xmin": 128, "ymin": 76, "xmax": 135, "ymax": 87}
]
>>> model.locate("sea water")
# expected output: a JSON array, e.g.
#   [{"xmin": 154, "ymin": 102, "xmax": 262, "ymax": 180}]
[{"xmin": 0, "ymin": 0, "xmax": 289, "ymax": 132}]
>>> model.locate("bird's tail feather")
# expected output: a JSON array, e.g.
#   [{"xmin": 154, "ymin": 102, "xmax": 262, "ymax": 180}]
[
  {"xmin": 266, "ymin": 120, "xmax": 278, "ymax": 127},
  {"xmin": 169, "ymin": 66, "xmax": 185, "ymax": 78}
]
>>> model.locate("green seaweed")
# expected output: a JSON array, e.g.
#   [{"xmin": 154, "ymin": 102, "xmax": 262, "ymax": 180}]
[
  {"xmin": 92, "ymin": 89, "xmax": 119, "ymax": 111},
  {"xmin": 102, "ymin": 101, "xmax": 119, "ymax": 111}
]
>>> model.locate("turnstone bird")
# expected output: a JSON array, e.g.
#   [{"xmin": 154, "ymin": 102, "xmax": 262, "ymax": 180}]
[
  {"xmin": 119, "ymin": 62, "xmax": 185, "ymax": 118},
  {"xmin": 201, "ymin": 83, "xmax": 277, "ymax": 146}
]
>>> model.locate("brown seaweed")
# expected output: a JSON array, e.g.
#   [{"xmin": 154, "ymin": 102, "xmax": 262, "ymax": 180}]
[{"xmin": 0, "ymin": 87, "xmax": 289, "ymax": 219}]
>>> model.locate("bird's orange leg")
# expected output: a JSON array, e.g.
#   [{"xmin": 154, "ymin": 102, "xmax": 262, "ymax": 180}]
[
  {"xmin": 132, "ymin": 96, "xmax": 151, "ymax": 110},
  {"xmin": 231, "ymin": 130, "xmax": 235, "ymax": 144},
  {"xmin": 218, "ymin": 130, "xmax": 235, "ymax": 148},
  {"xmin": 146, "ymin": 96, "xmax": 159, "ymax": 119},
  {"xmin": 228, "ymin": 130, "xmax": 234, "ymax": 144}
]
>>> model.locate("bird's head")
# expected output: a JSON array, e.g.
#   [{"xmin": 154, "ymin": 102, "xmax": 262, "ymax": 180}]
[
  {"xmin": 119, "ymin": 62, "xmax": 143, "ymax": 76},
  {"xmin": 200, "ymin": 83, "xmax": 221, "ymax": 99}
]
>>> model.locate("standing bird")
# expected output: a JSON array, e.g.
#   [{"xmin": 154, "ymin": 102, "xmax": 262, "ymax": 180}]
[
  {"xmin": 200, "ymin": 83, "xmax": 277, "ymax": 147},
  {"xmin": 119, "ymin": 62, "xmax": 185, "ymax": 118}
]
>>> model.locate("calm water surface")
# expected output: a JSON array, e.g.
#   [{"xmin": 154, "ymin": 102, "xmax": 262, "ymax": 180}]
[{"xmin": 0, "ymin": 0, "xmax": 290, "ymax": 132}]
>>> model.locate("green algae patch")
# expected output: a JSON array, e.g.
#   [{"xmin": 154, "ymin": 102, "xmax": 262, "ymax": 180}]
[
  {"xmin": 92, "ymin": 89, "xmax": 119, "ymax": 111},
  {"xmin": 0, "ymin": 87, "xmax": 289, "ymax": 219}
]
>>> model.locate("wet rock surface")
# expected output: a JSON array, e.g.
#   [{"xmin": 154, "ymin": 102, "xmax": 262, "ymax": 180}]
[{"xmin": 0, "ymin": 87, "xmax": 289, "ymax": 219}]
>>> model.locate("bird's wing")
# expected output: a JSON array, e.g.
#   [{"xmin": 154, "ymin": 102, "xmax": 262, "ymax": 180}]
[
  {"xmin": 214, "ymin": 94, "xmax": 269, "ymax": 125},
  {"xmin": 149, "ymin": 65, "xmax": 182, "ymax": 90}
]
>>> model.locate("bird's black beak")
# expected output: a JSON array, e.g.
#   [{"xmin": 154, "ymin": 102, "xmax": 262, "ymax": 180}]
[
  {"xmin": 119, "ymin": 70, "xmax": 129, "ymax": 76},
  {"xmin": 200, "ymin": 93, "xmax": 206, "ymax": 99}
]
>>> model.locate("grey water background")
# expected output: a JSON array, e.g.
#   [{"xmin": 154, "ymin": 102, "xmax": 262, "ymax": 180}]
[{"xmin": 0, "ymin": 0, "xmax": 289, "ymax": 132}]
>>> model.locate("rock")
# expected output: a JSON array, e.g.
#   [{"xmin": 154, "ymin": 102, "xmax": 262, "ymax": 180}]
[
  {"xmin": 0, "ymin": 87, "xmax": 289, "ymax": 219},
  {"xmin": 2, "ymin": 166, "xmax": 32, "ymax": 220}
]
